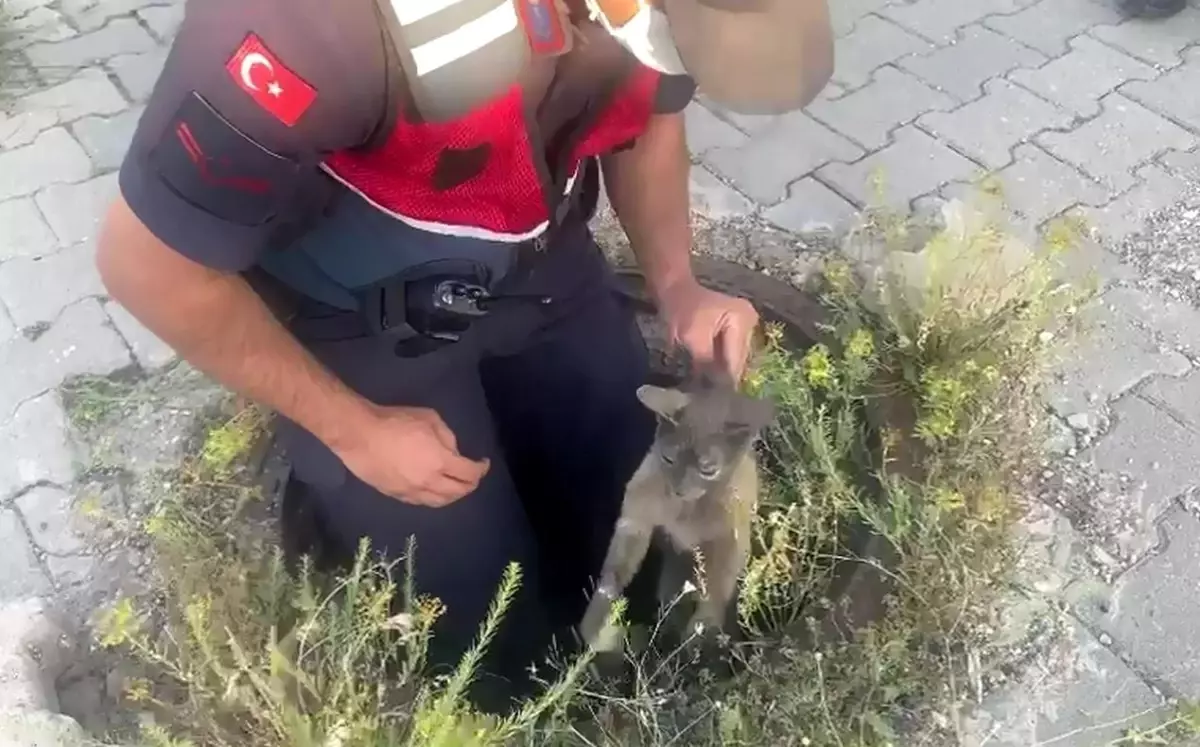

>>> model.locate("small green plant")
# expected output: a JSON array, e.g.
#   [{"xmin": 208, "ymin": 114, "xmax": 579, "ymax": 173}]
[{"xmin": 96, "ymin": 188, "xmax": 1093, "ymax": 746}]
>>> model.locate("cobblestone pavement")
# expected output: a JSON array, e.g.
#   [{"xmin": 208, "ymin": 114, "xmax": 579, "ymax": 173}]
[{"xmin": 3, "ymin": 0, "xmax": 1200, "ymax": 743}]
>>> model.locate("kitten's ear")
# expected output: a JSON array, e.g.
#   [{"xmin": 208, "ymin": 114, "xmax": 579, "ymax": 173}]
[
  {"xmin": 636, "ymin": 385, "xmax": 690, "ymax": 418},
  {"xmin": 735, "ymin": 394, "xmax": 777, "ymax": 434}
]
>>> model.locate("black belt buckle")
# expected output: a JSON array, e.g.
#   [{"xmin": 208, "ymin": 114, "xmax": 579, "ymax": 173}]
[{"xmin": 362, "ymin": 277, "xmax": 420, "ymax": 341}]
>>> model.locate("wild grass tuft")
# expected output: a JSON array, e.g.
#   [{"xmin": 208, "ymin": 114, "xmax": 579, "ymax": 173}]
[{"xmin": 94, "ymin": 191, "xmax": 1198, "ymax": 746}]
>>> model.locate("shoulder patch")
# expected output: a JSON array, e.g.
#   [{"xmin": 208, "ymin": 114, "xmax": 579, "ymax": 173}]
[
  {"xmin": 225, "ymin": 33, "xmax": 317, "ymax": 127},
  {"xmin": 149, "ymin": 92, "xmax": 301, "ymax": 226}
]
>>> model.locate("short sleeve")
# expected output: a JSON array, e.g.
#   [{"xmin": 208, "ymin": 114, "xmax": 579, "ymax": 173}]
[
  {"xmin": 118, "ymin": 0, "xmax": 388, "ymax": 272},
  {"xmin": 653, "ymin": 73, "xmax": 697, "ymax": 114}
]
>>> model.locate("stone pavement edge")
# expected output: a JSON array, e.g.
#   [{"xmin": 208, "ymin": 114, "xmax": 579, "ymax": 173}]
[{"xmin": 3, "ymin": 0, "xmax": 1200, "ymax": 744}]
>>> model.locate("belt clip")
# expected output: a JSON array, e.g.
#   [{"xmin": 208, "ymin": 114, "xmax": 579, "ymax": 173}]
[{"xmin": 362, "ymin": 280, "xmax": 419, "ymax": 341}]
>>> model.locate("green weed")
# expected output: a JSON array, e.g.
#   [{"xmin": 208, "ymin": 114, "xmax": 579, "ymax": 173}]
[{"xmin": 97, "ymin": 190, "xmax": 1109, "ymax": 745}]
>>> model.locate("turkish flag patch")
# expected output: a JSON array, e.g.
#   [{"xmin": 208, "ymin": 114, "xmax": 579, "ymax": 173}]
[{"xmin": 225, "ymin": 33, "xmax": 316, "ymax": 127}]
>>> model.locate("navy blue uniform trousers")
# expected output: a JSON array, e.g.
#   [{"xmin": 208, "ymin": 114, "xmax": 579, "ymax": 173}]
[{"xmin": 273, "ymin": 221, "xmax": 657, "ymax": 702}]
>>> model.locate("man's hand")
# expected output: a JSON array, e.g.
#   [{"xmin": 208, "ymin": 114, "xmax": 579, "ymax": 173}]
[
  {"xmin": 335, "ymin": 406, "xmax": 491, "ymax": 507},
  {"xmin": 658, "ymin": 278, "xmax": 759, "ymax": 381}
]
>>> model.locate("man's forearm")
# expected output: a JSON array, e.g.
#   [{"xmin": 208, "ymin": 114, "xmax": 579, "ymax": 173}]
[
  {"xmin": 601, "ymin": 112, "xmax": 695, "ymax": 301},
  {"xmin": 97, "ymin": 199, "xmax": 373, "ymax": 451}
]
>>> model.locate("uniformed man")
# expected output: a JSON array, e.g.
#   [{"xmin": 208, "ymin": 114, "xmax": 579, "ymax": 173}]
[{"xmin": 96, "ymin": 0, "xmax": 833, "ymax": 707}]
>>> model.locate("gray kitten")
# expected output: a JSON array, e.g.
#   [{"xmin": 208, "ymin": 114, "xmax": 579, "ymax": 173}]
[{"xmin": 580, "ymin": 366, "xmax": 775, "ymax": 650}]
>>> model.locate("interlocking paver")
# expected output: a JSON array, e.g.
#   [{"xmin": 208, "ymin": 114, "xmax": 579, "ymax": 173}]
[
  {"xmin": 0, "ymin": 128, "xmax": 93, "ymax": 203},
  {"xmin": 16, "ymin": 486, "xmax": 86, "ymax": 557},
  {"xmin": 917, "ymin": 78, "xmax": 1073, "ymax": 169},
  {"xmin": 34, "ymin": 172, "xmax": 120, "ymax": 247},
  {"xmin": 684, "ymin": 103, "xmax": 748, "ymax": 157},
  {"xmin": 705, "ymin": 112, "xmax": 864, "ymax": 205},
  {"xmin": 107, "ymin": 47, "xmax": 169, "ymax": 102},
  {"xmin": 138, "ymin": 4, "xmax": 185, "ymax": 42},
  {"xmin": 946, "ymin": 144, "xmax": 1110, "ymax": 226},
  {"xmin": 1107, "ymin": 285, "xmax": 1200, "ymax": 358},
  {"xmin": 830, "ymin": 0, "xmax": 896, "ymax": 37},
  {"xmin": 830, "ymin": 15, "xmax": 935, "ymax": 90},
  {"xmin": 689, "ymin": 165, "xmax": 754, "ymax": 220},
  {"xmin": 7, "ymin": 6, "xmax": 74, "ymax": 49},
  {"xmin": 24, "ymin": 17, "xmax": 157, "ymax": 70},
  {"xmin": 880, "ymin": 0, "xmax": 1035, "ymax": 43},
  {"xmin": 1038, "ymin": 94, "xmax": 1197, "ymax": 193},
  {"xmin": 1075, "ymin": 163, "xmax": 1196, "ymax": 242},
  {"xmin": 1046, "ymin": 298, "xmax": 1190, "ymax": 418},
  {"xmin": 0, "ymin": 393, "xmax": 74, "ymax": 499},
  {"xmin": 1, "ymin": 68, "xmax": 126, "ymax": 150},
  {"xmin": 1089, "ymin": 6, "xmax": 1200, "ymax": 68},
  {"xmin": 104, "ymin": 300, "xmax": 176, "ymax": 370},
  {"xmin": 0, "ymin": 198, "xmax": 60, "ymax": 262},
  {"xmin": 71, "ymin": 106, "xmax": 144, "ymax": 172},
  {"xmin": 1009, "ymin": 35, "xmax": 1158, "ymax": 118},
  {"xmin": 763, "ymin": 178, "xmax": 859, "ymax": 235},
  {"xmin": 0, "ymin": 510, "xmax": 51, "ymax": 600},
  {"xmin": 1076, "ymin": 507, "xmax": 1200, "ymax": 696},
  {"xmin": 0, "ymin": 306, "xmax": 14, "ymax": 345},
  {"xmin": 817, "ymin": 125, "xmax": 980, "ymax": 208},
  {"xmin": 983, "ymin": 0, "xmax": 1118, "ymax": 57},
  {"xmin": 0, "ymin": 298, "xmax": 131, "ymax": 419},
  {"xmin": 809, "ymin": 65, "xmax": 956, "ymax": 150},
  {"xmin": 1121, "ymin": 48, "xmax": 1200, "ymax": 133},
  {"xmin": 59, "ymin": 0, "xmax": 174, "ymax": 32},
  {"xmin": 898, "ymin": 25, "xmax": 1047, "ymax": 102},
  {"xmin": 0, "ymin": 243, "xmax": 108, "ymax": 329}
]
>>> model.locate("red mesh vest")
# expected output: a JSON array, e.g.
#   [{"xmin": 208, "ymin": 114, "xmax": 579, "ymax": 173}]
[{"xmin": 322, "ymin": 64, "xmax": 661, "ymax": 241}]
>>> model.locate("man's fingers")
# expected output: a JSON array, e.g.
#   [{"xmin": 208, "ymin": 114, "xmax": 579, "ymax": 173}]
[{"xmin": 442, "ymin": 454, "xmax": 490, "ymax": 486}]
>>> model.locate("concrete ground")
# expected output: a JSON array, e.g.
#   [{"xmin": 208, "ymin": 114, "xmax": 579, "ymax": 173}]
[{"xmin": 1, "ymin": 0, "xmax": 1200, "ymax": 744}]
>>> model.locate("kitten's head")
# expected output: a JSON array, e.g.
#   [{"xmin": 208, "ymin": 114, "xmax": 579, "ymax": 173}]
[{"xmin": 636, "ymin": 368, "xmax": 775, "ymax": 502}]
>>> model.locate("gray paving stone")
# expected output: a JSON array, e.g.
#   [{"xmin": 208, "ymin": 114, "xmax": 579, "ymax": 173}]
[
  {"xmin": 704, "ymin": 112, "xmax": 864, "ymax": 205},
  {"xmin": 1075, "ymin": 163, "xmax": 1194, "ymax": 242},
  {"xmin": 899, "ymin": 24, "xmax": 1048, "ymax": 102},
  {"xmin": 0, "ymin": 198, "xmax": 59, "ymax": 261},
  {"xmin": 1046, "ymin": 298, "xmax": 1190, "ymax": 417},
  {"xmin": 0, "ymin": 68, "xmax": 125, "ymax": 150},
  {"xmin": 1009, "ymin": 35, "xmax": 1158, "ymax": 118},
  {"xmin": 1090, "ymin": 6, "xmax": 1200, "ymax": 68},
  {"xmin": 880, "ymin": 0, "xmax": 1034, "ymax": 43},
  {"xmin": 1107, "ymin": 285, "xmax": 1200, "ymax": 357},
  {"xmin": 24, "ymin": 18, "xmax": 157, "ymax": 70},
  {"xmin": 103, "ymin": 299, "xmax": 175, "ymax": 370},
  {"xmin": 763, "ymin": 177, "xmax": 859, "ymax": 235},
  {"xmin": 830, "ymin": 0, "xmax": 896, "ymax": 37},
  {"xmin": 1121, "ymin": 48, "xmax": 1200, "ymax": 133},
  {"xmin": 917, "ymin": 78, "xmax": 1073, "ymax": 169},
  {"xmin": 1078, "ymin": 507, "xmax": 1200, "ymax": 696},
  {"xmin": 830, "ymin": 15, "xmax": 936, "ymax": 90},
  {"xmin": 983, "ymin": 0, "xmax": 1118, "ymax": 57},
  {"xmin": 71, "ymin": 106, "xmax": 143, "ymax": 172},
  {"xmin": 684, "ymin": 102, "xmax": 747, "ymax": 157},
  {"xmin": 60, "ymin": 0, "xmax": 172, "ymax": 32},
  {"xmin": 1159, "ymin": 147, "xmax": 1200, "ymax": 181},
  {"xmin": 809, "ymin": 65, "xmax": 956, "ymax": 150},
  {"xmin": 0, "ymin": 509, "xmax": 51, "ymax": 600},
  {"xmin": 1038, "ymin": 94, "xmax": 1197, "ymax": 193},
  {"xmin": 0, "ymin": 128, "xmax": 92, "ymax": 203},
  {"xmin": 0, "ymin": 243, "xmax": 107, "ymax": 328},
  {"xmin": 963, "ymin": 618, "xmax": 1163, "ymax": 747},
  {"xmin": 138, "ymin": 4, "xmax": 185, "ymax": 42},
  {"xmin": 3, "ymin": 0, "xmax": 57, "ymax": 20},
  {"xmin": 817, "ymin": 125, "xmax": 980, "ymax": 208},
  {"xmin": 0, "ymin": 299, "xmax": 132, "ymax": 419},
  {"xmin": 15, "ymin": 486, "xmax": 86, "ymax": 556},
  {"xmin": 7, "ymin": 6, "xmax": 75, "ymax": 49},
  {"xmin": 0, "ymin": 393, "xmax": 74, "ymax": 499},
  {"xmin": 34, "ymin": 172, "xmax": 119, "ymax": 248},
  {"xmin": 959, "ymin": 144, "xmax": 1110, "ymax": 226},
  {"xmin": 689, "ymin": 166, "xmax": 754, "ymax": 220},
  {"xmin": 1085, "ymin": 379, "xmax": 1200, "ymax": 526},
  {"xmin": 107, "ymin": 47, "xmax": 168, "ymax": 102},
  {"xmin": 0, "ymin": 306, "xmax": 14, "ymax": 346}
]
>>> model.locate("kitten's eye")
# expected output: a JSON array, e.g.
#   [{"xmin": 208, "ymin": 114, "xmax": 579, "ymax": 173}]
[{"xmin": 660, "ymin": 446, "xmax": 678, "ymax": 465}]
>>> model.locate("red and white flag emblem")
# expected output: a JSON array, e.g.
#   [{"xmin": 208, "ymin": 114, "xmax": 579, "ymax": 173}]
[{"xmin": 225, "ymin": 33, "xmax": 316, "ymax": 127}]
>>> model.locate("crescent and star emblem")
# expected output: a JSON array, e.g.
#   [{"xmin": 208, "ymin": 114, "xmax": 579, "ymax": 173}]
[{"xmin": 240, "ymin": 52, "xmax": 283, "ymax": 97}]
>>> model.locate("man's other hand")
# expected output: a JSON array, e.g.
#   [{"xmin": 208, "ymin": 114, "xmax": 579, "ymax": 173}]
[
  {"xmin": 335, "ymin": 406, "xmax": 491, "ymax": 507},
  {"xmin": 658, "ymin": 278, "xmax": 759, "ymax": 381}
]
